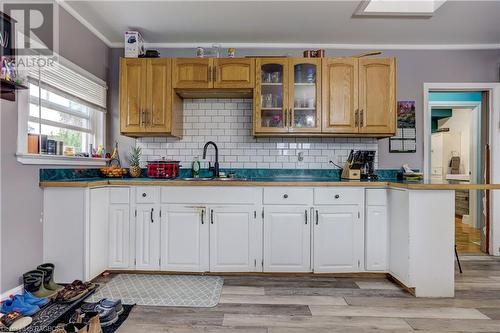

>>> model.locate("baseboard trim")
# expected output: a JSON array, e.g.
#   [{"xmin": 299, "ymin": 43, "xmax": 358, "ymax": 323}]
[{"xmin": 1, "ymin": 285, "xmax": 23, "ymax": 301}]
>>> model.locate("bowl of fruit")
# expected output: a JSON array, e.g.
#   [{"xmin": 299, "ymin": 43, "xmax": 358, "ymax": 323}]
[{"xmin": 100, "ymin": 167, "xmax": 128, "ymax": 178}]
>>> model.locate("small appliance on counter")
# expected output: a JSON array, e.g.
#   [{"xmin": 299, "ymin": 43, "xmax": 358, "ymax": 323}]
[
  {"xmin": 147, "ymin": 159, "xmax": 180, "ymax": 179},
  {"xmin": 341, "ymin": 150, "xmax": 378, "ymax": 180}
]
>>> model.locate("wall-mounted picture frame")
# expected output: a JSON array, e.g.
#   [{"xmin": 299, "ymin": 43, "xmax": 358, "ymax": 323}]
[{"xmin": 390, "ymin": 101, "xmax": 417, "ymax": 153}]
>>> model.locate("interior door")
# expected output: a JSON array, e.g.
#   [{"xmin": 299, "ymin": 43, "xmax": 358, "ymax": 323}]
[
  {"xmin": 289, "ymin": 58, "xmax": 321, "ymax": 133},
  {"xmin": 160, "ymin": 205, "xmax": 209, "ymax": 272},
  {"xmin": 214, "ymin": 58, "xmax": 255, "ymax": 89},
  {"xmin": 263, "ymin": 206, "xmax": 311, "ymax": 272},
  {"xmin": 254, "ymin": 58, "xmax": 289, "ymax": 134},
  {"xmin": 313, "ymin": 205, "xmax": 363, "ymax": 273},
  {"xmin": 135, "ymin": 204, "xmax": 160, "ymax": 270},
  {"xmin": 209, "ymin": 205, "xmax": 259, "ymax": 272},
  {"xmin": 108, "ymin": 204, "xmax": 130, "ymax": 269},
  {"xmin": 172, "ymin": 58, "xmax": 212, "ymax": 89},
  {"xmin": 120, "ymin": 58, "xmax": 147, "ymax": 134},
  {"xmin": 358, "ymin": 58, "xmax": 396, "ymax": 134},
  {"xmin": 321, "ymin": 57, "xmax": 359, "ymax": 133},
  {"xmin": 147, "ymin": 59, "xmax": 172, "ymax": 133}
]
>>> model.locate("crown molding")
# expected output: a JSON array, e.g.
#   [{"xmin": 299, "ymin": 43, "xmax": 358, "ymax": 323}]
[
  {"xmin": 108, "ymin": 42, "xmax": 500, "ymax": 50},
  {"xmin": 56, "ymin": 0, "xmax": 114, "ymax": 47},
  {"xmin": 57, "ymin": 1, "xmax": 500, "ymax": 51}
]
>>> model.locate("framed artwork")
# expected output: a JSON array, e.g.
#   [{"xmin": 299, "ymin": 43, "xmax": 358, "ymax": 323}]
[{"xmin": 390, "ymin": 101, "xmax": 417, "ymax": 153}]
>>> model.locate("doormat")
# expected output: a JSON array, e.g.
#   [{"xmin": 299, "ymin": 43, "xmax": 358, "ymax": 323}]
[{"xmin": 87, "ymin": 274, "xmax": 223, "ymax": 307}]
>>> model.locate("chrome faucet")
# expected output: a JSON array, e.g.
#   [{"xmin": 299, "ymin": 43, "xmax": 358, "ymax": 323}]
[{"xmin": 202, "ymin": 141, "xmax": 219, "ymax": 178}]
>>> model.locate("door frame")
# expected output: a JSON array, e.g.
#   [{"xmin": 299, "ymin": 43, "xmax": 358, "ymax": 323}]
[{"xmin": 423, "ymin": 83, "xmax": 500, "ymax": 256}]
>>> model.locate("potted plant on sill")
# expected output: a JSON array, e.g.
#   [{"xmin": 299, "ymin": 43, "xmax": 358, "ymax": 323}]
[{"xmin": 129, "ymin": 146, "xmax": 142, "ymax": 178}]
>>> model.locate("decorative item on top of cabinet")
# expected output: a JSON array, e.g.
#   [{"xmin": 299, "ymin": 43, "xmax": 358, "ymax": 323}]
[
  {"xmin": 172, "ymin": 58, "xmax": 254, "ymax": 89},
  {"xmin": 322, "ymin": 57, "xmax": 396, "ymax": 137},
  {"xmin": 254, "ymin": 58, "xmax": 321, "ymax": 135},
  {"xmin": 120, "ymin": 58, "xmax": 183, "ymax": 137}
]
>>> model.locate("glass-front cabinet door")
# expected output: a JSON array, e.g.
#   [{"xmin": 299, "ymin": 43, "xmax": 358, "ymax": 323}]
[
  {"xmin": 254, "ymin": 59, "xmax": 289, "ymax": 133},
  {"xmin": 289, "ymin": 59, "xmax": 321, "ymax": 133}
]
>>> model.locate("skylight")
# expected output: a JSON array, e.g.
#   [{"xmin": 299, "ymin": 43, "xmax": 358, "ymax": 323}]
[{"xmin": 354, "ymin": 0, "xmax": 447, "ymax": 17}]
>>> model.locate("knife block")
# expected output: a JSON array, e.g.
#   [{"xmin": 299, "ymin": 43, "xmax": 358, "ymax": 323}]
[{"xmin": 341, "ymin": 162, "xmax": 361, "ymax": 180}]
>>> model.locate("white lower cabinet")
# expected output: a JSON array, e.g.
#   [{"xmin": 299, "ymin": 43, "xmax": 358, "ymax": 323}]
[
  {"xmin": 365, "ymin": 205, "xmax": 388, "ymax": 271},
  {"xmin": 160, "ymin": 205, "xmax": 209, "ymax": 272},
  {"xmin": 263, "ymin": 206, "xmax": 311, "ymax": 272},
  {"xmin": 209, "ymin": 205, "xmax": 261, "ymax": 272},
  {"xmin": 313, "ymin": 205, "xmax": 363, "ymax": 273},
  {"xmin": 365, "ymin": 189, "xmax": 389, "ymax": 271},
  {"xmin": 135, "ymin": 204, "xmax": 161, "ymax": 270},
  {"xmin": 108, "ymin": 204, "xmax": 131, "ymax": 269}
]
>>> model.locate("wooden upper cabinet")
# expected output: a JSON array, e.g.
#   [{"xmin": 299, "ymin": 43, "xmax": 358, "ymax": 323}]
[
  {"xmin": 120, "ymin": 58, "xmax": 181, "ymax": 137},
  {"xmin": 322, "ymin": 58, "xmax": 358, "ymax": 134},
  {"xmin": 214, "ymin": 58, "xmax": 255, "ymax": 89},
  {"xmin": 147, "ymin": 59, "xmax": 172, "ymax": 133},
  {"xmin": 120, "ymin": 58, "xmax": 147, "ymax": 134},
  {"xmin": 172, "ymin": 58, "xmax": 211, "ymax": 89},
  {"xmin": 254, "ymin": 58, "xmax": 289, "ymax": 134},
  {"xmin": 289, "ymin": 58, "xmax": 321, "ymax": 133},
  {"xmin": 358, "ymin": 58, "xmax": 396, "ymax": 134}
]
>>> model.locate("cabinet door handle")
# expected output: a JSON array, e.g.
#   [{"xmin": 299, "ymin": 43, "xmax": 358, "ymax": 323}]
[
  {"xmin": 360, "ymin": 109, "xmax": 364, "ymax": 127},
  {"xmin": 210, "ymin": 209, "xmax": 214, "ymax": 224},
  {"xmin": 213, "ymin": 66, "xmax": 217, "ymax": 82},
  {"xmin": 315, "ymin": 210, "xmax": 319, "ymax": 225},
  {"xmin": 305, "ymin": 209, "xmax": 308, "ymax": 224},
  {"xmin": 355, "ymin": 109, "xmax": 359, "ymax": 127},
  {"xmin": 150, "ymin": 208, "xmax": 154, "ymax": 223},
  {"xmin": 284, "ymin": 108, "xmax": 288, "ymax": 128},
  {"xmin": 209, "ymin": 66, "xmax": 212, "ymax": 82},
  {"xmin": 201, "ymin": 209, "xmax": 205, "ymax": 224},
  {"xmin": 289, "ymin": 109, "xmax": 293, "ymax": 128}
]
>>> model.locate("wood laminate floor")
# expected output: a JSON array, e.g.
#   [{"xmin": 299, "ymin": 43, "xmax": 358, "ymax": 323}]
[
  {"xmin": 116, "ymin": 256, "xmax": 500, "ymax": 332},
  {"xmin": 456, "ymin": 218, "xmax": 482, "ymax": 254}
]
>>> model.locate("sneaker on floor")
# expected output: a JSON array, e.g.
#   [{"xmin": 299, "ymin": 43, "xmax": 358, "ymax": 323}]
[
  {"xmin": 99, "ymin": 299, "xmax": 123, "ymax": 316},
  {"xmin": 22, "ymin": 291, "xmax": 50, "ymax": 307},
  {"xmin": 80, "ymin": 303, "xmax": 118, "ymax": 327},
  {"xmin": 1, "ymin": 296, "xmax": 40, "ymax": 316}
]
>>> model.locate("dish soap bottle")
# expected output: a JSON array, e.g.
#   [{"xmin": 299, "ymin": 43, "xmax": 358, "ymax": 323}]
[{"xmin": 192, "ymin": 156, "xmax": 201, "ymax": 178}]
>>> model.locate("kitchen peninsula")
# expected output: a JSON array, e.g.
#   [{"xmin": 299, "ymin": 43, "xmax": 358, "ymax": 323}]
[{"xmin": 40, "ymin": 171, "xmax": 500, "ymax": 298}]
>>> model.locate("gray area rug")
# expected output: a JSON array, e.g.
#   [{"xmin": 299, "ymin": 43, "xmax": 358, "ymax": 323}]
[{"xmin": 88, "ymin": 274, "xmax": 223, "ymax": 307}]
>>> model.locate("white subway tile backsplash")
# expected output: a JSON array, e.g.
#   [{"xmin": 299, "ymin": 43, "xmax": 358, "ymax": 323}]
[{"xmin": 137, "ymin": 98, "xmax": 378, "ymax": 169}]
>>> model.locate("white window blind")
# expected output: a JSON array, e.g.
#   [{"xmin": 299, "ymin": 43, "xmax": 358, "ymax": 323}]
[{"xmin": 27, "ymin": 60, "xmax": 107, "ymax": 112}]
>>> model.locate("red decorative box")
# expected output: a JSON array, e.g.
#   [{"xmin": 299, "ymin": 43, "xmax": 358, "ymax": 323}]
[{"xmin": 146, "ymin": 160, "xmax": 180, "ymax": 179}]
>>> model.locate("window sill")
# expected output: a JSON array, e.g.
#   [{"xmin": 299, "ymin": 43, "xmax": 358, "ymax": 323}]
[{"xmin": 16, "ymin": 153, "xmax": 108, "ymax": 166}]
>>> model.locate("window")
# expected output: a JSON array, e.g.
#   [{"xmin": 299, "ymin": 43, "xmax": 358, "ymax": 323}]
[{"xmin": 17, "ymin": 55, "xmax": 107, "ymax": 165}]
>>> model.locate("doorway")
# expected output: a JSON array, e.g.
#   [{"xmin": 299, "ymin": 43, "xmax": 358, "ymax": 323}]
[{"xmin": 423, "ymin": 83, "xmax": 500, "ymax": 256}]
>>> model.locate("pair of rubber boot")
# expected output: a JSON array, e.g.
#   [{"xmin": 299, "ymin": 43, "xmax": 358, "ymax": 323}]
[{"xmin": 23, "ymin": 263, "xmax": 63, "ymax": 298}]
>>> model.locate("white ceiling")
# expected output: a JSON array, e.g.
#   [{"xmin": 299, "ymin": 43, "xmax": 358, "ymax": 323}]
[{"xmin": 60, "ymin": 0, "xmax": 500, "ymax": 49}]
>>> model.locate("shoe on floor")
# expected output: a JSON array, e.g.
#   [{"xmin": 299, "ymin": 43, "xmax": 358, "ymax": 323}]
[
  {"xmin": 0, "ymin": 312, "xmax": 33, "ymax": 332},
  {"xmin": 37, "ymin": 263, "xmax": 63, "ymax": 291},
  {"xmin": 80, "ymin": 302, "xmax": 118, "ymax": 327},
  {"xmin": 99, "ymin": 299, "xmax": 123, "ymax": 316},
  {"xmin": 22, "ymin": 291, "xmax": 50, "ymax": 307},
  {"xmin": 23, "ymin": 270, "xmax": 57, "ymax": 298},
  {"xmin": 1, "ymin": 295, "xmax": 40, "ymax": 316}
]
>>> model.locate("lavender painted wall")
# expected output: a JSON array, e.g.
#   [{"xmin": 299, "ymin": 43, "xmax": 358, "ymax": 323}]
[
  {"xmin": 108, "ymin": 48, "xmax": 500, "ymax": 169},
  {"xmin": 0, "ymin": 8, "xmax": 109, "ymax": 292}
]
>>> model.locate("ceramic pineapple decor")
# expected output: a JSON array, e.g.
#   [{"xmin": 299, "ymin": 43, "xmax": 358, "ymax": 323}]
[{"xmin": 129, "ymin": 146, "xmax": 142, "ymax": 178}]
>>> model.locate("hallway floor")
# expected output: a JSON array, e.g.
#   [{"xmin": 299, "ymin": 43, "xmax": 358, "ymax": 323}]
[
  {"xmin": 115, "ymin": 256, "xmax": 500, "ymax": 333},
  {"xmin": 456, "ymin": 217, "xmax": 482, "ymax": 254}
]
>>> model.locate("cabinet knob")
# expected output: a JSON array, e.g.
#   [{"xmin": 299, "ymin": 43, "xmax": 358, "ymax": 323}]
[
  {"xmin": 283, "ymin": 194, "xmax": 288, "ymax": 199},
  {"xmin": 334, "ymin": 194, "xmax": 340, "ymax": 199},
  {"xmin": 142, "ymin": 193, "xmax": 147, "ymax": 197}
]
